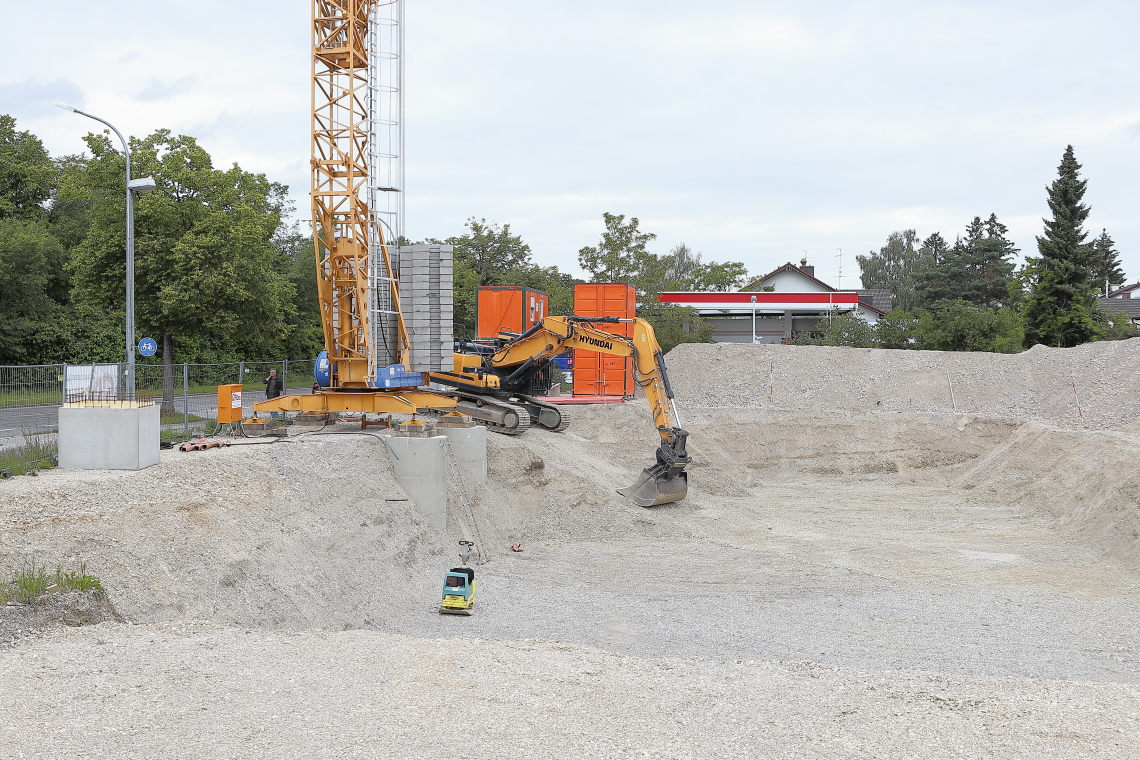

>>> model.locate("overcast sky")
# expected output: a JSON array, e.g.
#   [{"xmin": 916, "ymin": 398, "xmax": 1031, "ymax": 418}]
[{"xmin": 4, "ymin": 0, "xmax": 1139, "ymax": 289}]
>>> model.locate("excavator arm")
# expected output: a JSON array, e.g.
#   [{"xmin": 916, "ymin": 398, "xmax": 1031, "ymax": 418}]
[{"xmin": 483, "ymin": 315, "xmax": 690, "ymax": 506}]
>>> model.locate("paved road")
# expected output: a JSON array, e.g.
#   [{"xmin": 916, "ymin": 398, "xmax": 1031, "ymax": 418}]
[{"xmin": 0, "ymin": 389, "xmax": 312, "ymax": 446}]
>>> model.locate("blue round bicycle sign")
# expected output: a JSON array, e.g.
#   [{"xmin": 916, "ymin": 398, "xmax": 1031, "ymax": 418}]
[{"xmin": 138, "ymin": 337, "xmax": 158, "ymax": 357}]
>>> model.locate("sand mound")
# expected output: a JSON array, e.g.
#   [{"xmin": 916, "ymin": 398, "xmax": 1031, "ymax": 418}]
[
  {"xmin": 668, "ymin": 338, "xmax": 1140, "ymax": 429},
  {"xmin": 664, "ymin": 341, "xmax": 1140, "ymax": 573},
  {"xmin": 0, "ymin": 437, "xmax": 450, "ymax": 629}
]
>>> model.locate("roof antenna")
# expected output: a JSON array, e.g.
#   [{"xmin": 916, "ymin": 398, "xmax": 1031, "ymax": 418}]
[
  {"xmin": 836, "ymin": 248, "xmax": 844, "ymax": 290},
  {"xmin": 800, "ymin": 250, "xmax": 810, "ymax": 268}
]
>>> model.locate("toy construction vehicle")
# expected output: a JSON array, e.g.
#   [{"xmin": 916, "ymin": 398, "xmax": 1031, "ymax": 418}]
[{"xmin": 439, "ymin": 541, "xmax": 477, "ymax": 615}]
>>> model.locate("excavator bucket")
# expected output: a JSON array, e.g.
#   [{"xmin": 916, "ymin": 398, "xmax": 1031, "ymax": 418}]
[{"xmin": 618, "ymin": 469, "xmax": 688, "ymax": 507}]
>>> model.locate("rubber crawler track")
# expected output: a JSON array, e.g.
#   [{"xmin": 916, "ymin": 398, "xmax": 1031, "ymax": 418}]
[{"xmin": 518, "ymin": 394, "xmax": 572, "ymax": 433}]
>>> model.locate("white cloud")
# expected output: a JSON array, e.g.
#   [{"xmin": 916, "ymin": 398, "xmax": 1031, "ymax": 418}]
[{"xmin": 3, "ymin": 0, "xmax": 1140, "ymax": 288}]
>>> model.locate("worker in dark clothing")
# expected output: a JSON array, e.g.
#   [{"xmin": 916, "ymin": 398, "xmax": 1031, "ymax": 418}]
[{"xmin": 265, "ymin": 369, "xmax": 284, "ymax": 419}]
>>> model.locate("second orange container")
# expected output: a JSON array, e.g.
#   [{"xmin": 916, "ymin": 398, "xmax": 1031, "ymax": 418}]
[{"xmin": 572, "ymin": 283, "xmax": 636, "ymax": 397}]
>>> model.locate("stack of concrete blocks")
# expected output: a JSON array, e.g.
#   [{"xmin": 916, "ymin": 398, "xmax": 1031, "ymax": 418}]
[{"xmin": 398, "ymin": 244, "xmax": 453, "ymax": 372}]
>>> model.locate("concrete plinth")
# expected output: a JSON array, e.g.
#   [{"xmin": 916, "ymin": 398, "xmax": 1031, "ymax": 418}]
[
  {"xmin": 58, "ymin": 403, "xmax": 160, "ymax": 470},
  {"xmin": 440, "ymin": 425, "xmax": 487, "ymax": 484},
  {"xmin": 382, "ymin": 434, "xmax": 448, "ymax": 530}
]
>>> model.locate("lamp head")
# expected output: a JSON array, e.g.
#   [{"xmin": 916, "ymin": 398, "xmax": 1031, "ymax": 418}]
[
  {"xmin": 128, "ymin": 177, "xmax": 157, "ymax": 194},
  {"xmin": 52, "ymin": 101, "xmax": 78, "ymax": 113}
]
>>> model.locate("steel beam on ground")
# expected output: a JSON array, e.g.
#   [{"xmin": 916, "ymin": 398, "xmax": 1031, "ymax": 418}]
[{"xmin": 254, "ymin": 390, "xmax": 457, "ymax": 414}]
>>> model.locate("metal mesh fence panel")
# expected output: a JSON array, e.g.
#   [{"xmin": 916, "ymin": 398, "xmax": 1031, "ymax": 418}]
[
  {"xmin": 0, "ymin": 360, "xmax": 318, "ymax": 445},
  {"xmin": 0, "ymin": 364, "xmax": 64, "ymax": 445}
]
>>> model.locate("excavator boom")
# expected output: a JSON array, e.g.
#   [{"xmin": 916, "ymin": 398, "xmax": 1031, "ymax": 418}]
[{"xmin": 430, "ymin": 315, "xmax": 690, "ymax": 506}]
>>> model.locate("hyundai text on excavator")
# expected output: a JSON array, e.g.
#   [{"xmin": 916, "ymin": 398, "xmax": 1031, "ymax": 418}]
[{"xmin": 426, "ymin": 315, "xmax": 690, "ymax": 506}]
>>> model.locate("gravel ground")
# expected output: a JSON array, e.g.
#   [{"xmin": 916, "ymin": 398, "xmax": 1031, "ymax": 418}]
[
  {"xmin": 1, "ymin": 622, "xmax": 1137, "ymax": 759},
  {"xmin": 1, "ymin": 342, "xmax": 1139, "ymax": 756}
]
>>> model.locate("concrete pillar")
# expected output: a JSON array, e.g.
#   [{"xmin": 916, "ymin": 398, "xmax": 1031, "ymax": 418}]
[
  {"xmin": 784, "ymin": 310, "xmax": 793, "ymax": 341},
  {"xmin": 58, "ymin": 403, "xmax": 160, "ymax": 470},
  {"xmin": 381, "ymin": 434, "xmax": 448, "ymax": 530},
  {"xmin": 439, "ymin": 425, "xmax": 487, "ymax": 484}
]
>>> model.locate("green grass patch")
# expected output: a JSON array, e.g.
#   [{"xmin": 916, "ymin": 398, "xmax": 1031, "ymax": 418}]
[
  {"xmin": 0, "ymin": 389, "xmax": 60, "ymax": 408},
  {"xmin": 0, "ymin": 434, "xmax": 57, "ymax": 477},
  {"xmin": 160, "ymin": 411, "xmax": 207, "ymax": 425},
  {"xmin": 0, "ymin": 560, "xmax": 104, "ymax": 606}
]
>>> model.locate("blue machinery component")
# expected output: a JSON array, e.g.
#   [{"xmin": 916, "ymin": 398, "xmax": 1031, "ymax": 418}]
[
  {"xmin": 313, "ymin": 350, "xmax": 422, "ymax": 390},
  {"xmin": 315, "ymin": 350, "xmax": 331, "ymax": 387}
]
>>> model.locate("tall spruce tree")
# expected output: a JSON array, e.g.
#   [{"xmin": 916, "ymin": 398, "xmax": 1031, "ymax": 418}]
[
  {"xmin": 1023, "ymin": 146, "xmax": 1100, "ymax": 347},
  {"xmin": 1089, "ymin": 228, "xmax": 1125, "ymax": 294}
]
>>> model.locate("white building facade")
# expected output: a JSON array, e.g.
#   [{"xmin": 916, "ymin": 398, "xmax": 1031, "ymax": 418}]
[{"xmin": 658, "ymin": 262, "xmax": 887, "ymax": 344}]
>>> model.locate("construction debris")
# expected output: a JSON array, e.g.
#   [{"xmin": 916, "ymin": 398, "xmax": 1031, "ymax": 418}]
[{"xmin": 177, "ymin": 439, "xmax": 228, "ymax": 453}]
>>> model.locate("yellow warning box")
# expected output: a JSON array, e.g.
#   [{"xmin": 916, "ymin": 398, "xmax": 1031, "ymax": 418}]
[{"xmin": 217, "ymin": 384, "xmax": 243, "ymax": 423}]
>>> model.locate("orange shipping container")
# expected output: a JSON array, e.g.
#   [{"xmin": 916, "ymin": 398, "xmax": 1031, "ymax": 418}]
[
  {"xmin": 571, "ymin": 352, "xmax": 634, "ymax": 397},
  {"xmin": 573, "ymin": 283, "xmax": 636, "ymax": 330},
  {"xmin": 475, "ymin": 286, "xmax": 549, "ymax": 340},
  {"xmin": 572, "ymin": 283, "xmax": 636, "ymax": 397}
]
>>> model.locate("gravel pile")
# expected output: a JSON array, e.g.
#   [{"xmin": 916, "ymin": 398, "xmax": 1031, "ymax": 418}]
[
  {"xmin": 0, "ymin": 437, "xmax": 451, "ymax": 628},
  {"xmin": 667, "ymin": 339, "xmax": 1140, "ymax": 429}
]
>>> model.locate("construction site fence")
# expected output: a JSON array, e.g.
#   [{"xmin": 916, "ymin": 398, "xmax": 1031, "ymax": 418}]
[{"xmin": 0, "ymin": 359, "xmax": 317, "ymax": 445}]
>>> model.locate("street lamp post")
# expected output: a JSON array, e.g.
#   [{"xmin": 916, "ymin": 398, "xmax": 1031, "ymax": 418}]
[
  {"xmin": 54, "ymin": 103, "xmax": 154, "ymax": 399},
  {"xmin": 751, "ymin": 294, "xmax": 757, "ymax": 344}
]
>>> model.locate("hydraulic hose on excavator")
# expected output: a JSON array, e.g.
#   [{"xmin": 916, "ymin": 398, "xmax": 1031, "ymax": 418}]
[
  {"xmin": 457, "ymin": 315, "xmax": 690, "ymax": 506},
  {"xmin": 613, "ymin": 322, "xmax": 690, "ymax": 507}
]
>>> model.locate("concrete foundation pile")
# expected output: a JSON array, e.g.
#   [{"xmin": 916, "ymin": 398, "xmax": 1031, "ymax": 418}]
[{"xmin": 398, "ymin": 245, "xmax": 453, "ymax": 372}]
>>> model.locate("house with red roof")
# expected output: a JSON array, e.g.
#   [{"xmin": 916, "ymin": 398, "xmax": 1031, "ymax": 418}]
[{"xmin": 657, "ymin": 258, "xmax": 889, "ymax": 344}]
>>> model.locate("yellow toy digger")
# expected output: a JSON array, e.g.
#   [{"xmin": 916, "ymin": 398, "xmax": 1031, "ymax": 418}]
[{"xmin": 428, "ymin": 316, "xmax": 690, "ymax": 506}]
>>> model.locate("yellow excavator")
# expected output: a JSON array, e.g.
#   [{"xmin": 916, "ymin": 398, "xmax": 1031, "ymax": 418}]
[{"xmin": 427, "ymin": 315, "xmax": 690, "ymax": 506}]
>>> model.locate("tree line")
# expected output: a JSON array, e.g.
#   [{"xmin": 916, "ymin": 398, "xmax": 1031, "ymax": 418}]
[
  {"xmin": 441, "ymin": 211, "xmax": 747, "ymax": 349},
  {"xmin": 5, "ymin": 112, "xmax": 1127, "ymax": 370},
  {"xmin": 0, "ymin": 115, "xmax": 314, "ymax": 368},
  {"xmin": 0, "ymin": 115, "xmax": 744, "ymax": 369},
  {"xmin": 852, "ymin": 146, "xmax": 1133, "ymax": 351}
]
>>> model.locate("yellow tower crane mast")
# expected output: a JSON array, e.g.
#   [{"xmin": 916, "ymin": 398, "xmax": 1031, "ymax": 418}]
[
  {"xmin": 312, "ymin": 0, "xmax": 407, "ymax": 388},
  {"xmin": 260, "ymin": 0, "xmax": 451, "ymax": 413}
]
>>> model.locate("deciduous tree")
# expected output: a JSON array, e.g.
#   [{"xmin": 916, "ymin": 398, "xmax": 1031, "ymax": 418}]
[
  {"xmin": 446, "ymin": 218, "xmax": 533, "ymax": 286},
  {"xmin": 577, "ymin": 212, "xmax": 657, "ymax": 283},
  {"xmin": 857, "ymin": 230, "xmax": 930, "ymax": 312},
  {"xmin": 0, "ymin": 115, "xmax": 55, "ymax": 221},
  {"xmin": 68, "ymin": 130, "xmax": 295, "ymax": 407},
  {"xmin": 0, "ymin": 219, "xmax": 60, "ymax": 363}
]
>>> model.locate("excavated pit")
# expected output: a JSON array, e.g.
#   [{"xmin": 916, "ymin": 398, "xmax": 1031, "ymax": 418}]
[
  {"xmin": 3, "ymin": 340, "xmax": 1140, "ymax": 757},
  {"xmin": 0, "ymin": 342, "xmax": 1137, "ymax": 665}
]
